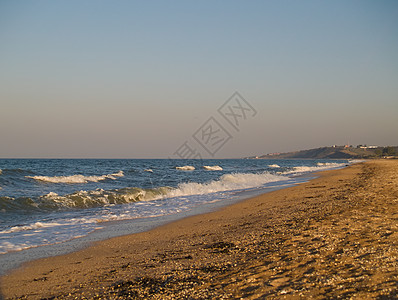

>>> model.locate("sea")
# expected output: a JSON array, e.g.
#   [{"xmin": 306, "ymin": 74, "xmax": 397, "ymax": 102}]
[{"xmin": 0, "ymin": 158, "xmax": 350, "ymax": 274}]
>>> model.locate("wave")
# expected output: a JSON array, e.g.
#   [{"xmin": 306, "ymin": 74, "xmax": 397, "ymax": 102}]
[
  {"xmin": 39, "ymin": 186, "xmax": 172, "ymax": 209},
  {"xmin": 1, "ymin": 171, "xmax": 287, "ymax": 212},
  {"xmin": 348, "ymin": 159, "xmax": 365, "ymax": 164},
  {"xmin": 268, "ymin": 164, "xmax": 280, "ymax": 168},
  {"xmin": 316, "ymin": 162, "xmax": 343, "ymax": 166},
  {"xmin": 202, "ymin": 165, "xmax": 223, "ymax": 171},
  {"xmin": 0, "ymin": 186, "xmax": 171, "ymax": 211},
  {"xmin": 280, "ymin": 162, "xmax": 346, "ymax": 175},
  {"xmin": 26, "ymin": 171, "xmax": 124, "ymax": 184},
  {"xmin": 0, "ymin": 221, "xmax": 65, "ymax": 234},
  {"xmin": 0, "ymin": 218, "xmax": 99, "ymax": 254},
  {"xmin": 167, "ymin": 172, "xmax": 286, "ymax": 198},
  {"xmin": 176, "ymin": 166, "xmax": 195, "ymax": 171}
]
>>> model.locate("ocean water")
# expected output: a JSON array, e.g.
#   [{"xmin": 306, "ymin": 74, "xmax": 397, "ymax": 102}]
[{"xmin": 0, "ymin": 158, "xmax": 349, "ymax": 272}]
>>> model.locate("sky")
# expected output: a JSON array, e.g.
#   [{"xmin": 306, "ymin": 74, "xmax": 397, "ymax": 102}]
[{"xmin": 1, "ymin": 0, "xmax": 397, "ymax": 158}]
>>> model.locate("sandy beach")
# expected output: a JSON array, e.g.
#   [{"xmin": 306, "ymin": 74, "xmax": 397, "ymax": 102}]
[{"xmin": 1, "ymin": 160, "xmax": 397, "ymax": 299}]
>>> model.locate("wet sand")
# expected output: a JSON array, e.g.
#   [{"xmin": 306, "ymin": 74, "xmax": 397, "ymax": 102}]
[{"xmin": 1, "ymin": 160, "xmax": 397, "ymax": 299}]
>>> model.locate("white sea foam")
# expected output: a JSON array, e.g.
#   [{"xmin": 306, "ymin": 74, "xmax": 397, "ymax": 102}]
[
  {"xmin": 176, "ymin": 166, "xmax": 195, "ymax": 171},
  {"xmin": 0, "ymin": 218, "xmax": 99, "ymax": 254},
  {"xmin": 268, "ymin": 164, "xmax": 280, "ymax": 168},
  {"xmin": 348, "ymin": 159, "xmax": 365, "ymax": 164},
  {"xmin": 0, "ymin": 170, "xmax": 297, "ymax": 256},
  {"xmin": 26, "ymin": 171, "xmax": 124, "ymax": 184},
  {"xmin": 166, "ymin": 172, "xmax": 286, "ymax": 198},
  {"xmin": 0, "ymin": 241, "xmax": 29, "ymax": 254},
  {"xmin": 0, "ymin": 159, "xmax": 353, "ymax": 258},
  {"xmin": 316, "ymin": 162, "xmax": 342, "ymax": 166},
  {"xmin": 32, "ymin": 187, "xmax": 172, "ymax": 209},
  {"xmin": 19, "ymin": 171, "xmax": 287, "ymax": 210},
  {"xmin": 280, "ymin": 163, "xmax": 346, "ymax": 175},
  {"xmin": 0, "ymin": 221, "xmax": 64, "ymax": 234},
  {"xmin": 202, "ymin": 165, "xmax": 223, "ymax": 171}
]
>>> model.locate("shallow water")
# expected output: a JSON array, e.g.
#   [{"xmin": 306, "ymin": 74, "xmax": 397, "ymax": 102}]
[{"xmin": 0, "ymin": 158, "xmax": 347, "ymax": 273}]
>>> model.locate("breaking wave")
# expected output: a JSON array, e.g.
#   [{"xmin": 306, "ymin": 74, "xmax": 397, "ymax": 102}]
[
  {"xmin": 348, "ymin": 159, "xmax": 365, "ymax": 164},
  {"xmin": 202, "ymin": 165, "xmax": 223, "ymax": 171},
  {"xmin": 26, "ymin": 171, "xmax": 124, "ymax": 184},
  {"xmin": 0, "ymin": 221, "xmax": 66, "ymax": 234},
  {"xmin": 280, "ymin": 162, "xmax": 346, "ymax": 175},
  {"xmin": 312, "ymin": 162, "xmax": 346, "ymax": 169},
  {"xmin": 167, "ymin": 172, "xmax": 285, "ymax": 198},
  {"xmin": 1, "ymin": 162, "xmax": 347, "ymax": 213},
  {"xmin": 0, "ymin": 186, "xmax": 171, "ymax": 211},
  {"xmin": 1, "ymin": 171, "xmax": 287, "ymax": 212},
  {"xmin": 176, "ymin": 166, "xmax": 195, "ymax": 171},
  {"xmin": 268, "ymin": 164, "xmax": 280, "ymax": 168}
]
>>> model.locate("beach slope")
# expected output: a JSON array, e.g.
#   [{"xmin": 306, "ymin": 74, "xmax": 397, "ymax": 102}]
[{"xmin": 1, "ymin": 160, "xmax": 397, "ymax": 299}]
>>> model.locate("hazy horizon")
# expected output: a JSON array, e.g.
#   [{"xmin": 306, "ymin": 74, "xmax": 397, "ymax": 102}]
[{"xmin": 1, "ymin": 1, "xmax": 397, "ymax": 159}]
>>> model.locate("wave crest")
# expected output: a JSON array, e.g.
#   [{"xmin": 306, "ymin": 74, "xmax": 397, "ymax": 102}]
[
  {"xmin": 167, "ymin": 172, "xmax": 285, "ymax": 198},
  {"xmin": 268, "ymin": 164, "xmax": 280, "ymax": 168},
  {"xmin": 202, "ymin": 165, "xmax": 223, "ymax": 171},
  {"xmin": 175, "ymin": 166, "xmax": 195, "ymax": 171},
  {"xmin": 26, "ymin": 171, "xmax": 124, "ymax": 184},
  {"xmin": 36, "ymin": 186, "xmax": 171, "ymax": 209},
  {"xmin": 280, "ymin": 163, "xmax": 346, "ymax": 175},
  {"xmin": 2, "ymin": 171, "xmax": 287, "ymax": 211},
  {"xmin": 0, "ymin": 186, "xmax": 172, "ymax": 212},
  {"xmin": 0, "ymin": 221, "xmax": 64, "ymax": 234}
]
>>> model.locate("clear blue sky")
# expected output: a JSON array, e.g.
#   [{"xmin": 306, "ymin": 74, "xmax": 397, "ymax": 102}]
[{"xmin": 1, "ymin": 1, "xmax": 397, "ymax": 158}]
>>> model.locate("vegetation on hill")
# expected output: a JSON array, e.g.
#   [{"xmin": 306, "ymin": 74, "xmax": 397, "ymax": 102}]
[{"xmin": 251, "ymin": 146, "xmax": 398, "ymax": 159}]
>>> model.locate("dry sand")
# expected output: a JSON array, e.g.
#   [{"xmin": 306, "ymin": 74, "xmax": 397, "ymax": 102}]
[{"xmin": 1, "ymin": 160, "xmax": 397, "ymax": 299}]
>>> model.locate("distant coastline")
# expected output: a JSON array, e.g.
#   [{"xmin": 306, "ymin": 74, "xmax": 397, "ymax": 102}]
[{"xmin": 248, "ymin": 145, "xmax": 398, "ymax": 160}]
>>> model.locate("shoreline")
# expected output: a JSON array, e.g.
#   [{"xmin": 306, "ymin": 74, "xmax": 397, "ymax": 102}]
[
  {"xmin": 0, "ymin": 175, "xmax": 308, "ymax": 276},
  {"xmin": 1, "ymin": 160, "xmax": 397, "ymax": 299}
]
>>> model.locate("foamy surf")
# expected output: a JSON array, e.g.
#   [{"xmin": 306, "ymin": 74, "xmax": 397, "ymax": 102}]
[
  {"xmin": 348, "ymin": 159, "xmax": 365, "ymax": 164},
  {"xmin": 0, "ymin": 158, "xmax": 351, "ymax": 263},
  {"xmin": 176, "ymin": 166, "xmax": 195, "ymax": 171},
  {"xmin": 26, "ymin": 171, "xmax": 124, "ymax": 184},
  {"xmin": 279, "ymin": 162, "xmax": 346, "ymax": 175},
  {"xmin": 0, "ymin": 187, "xmax": 171, "ymax": 211},
  {"xmin": 203, "ymin": 165, "xmax": 223, "ymax": 171},
  {"xmin": 167, "ymin": 172, "xmax": 286, "ymax": 198},
  {"xmin": 1, "ymin": 172, "xmax": 286, "ymax": 211},
  {"xmin": 0, "ymin": 218, "xmax": 98, "ymax": 254},
  {"xmin": 0, "ymin": 171, "xmax": 290, "ymax": 256},
  {"xmin": 0, "ymin": 221, "xmax": 65, "ymax": 234}
]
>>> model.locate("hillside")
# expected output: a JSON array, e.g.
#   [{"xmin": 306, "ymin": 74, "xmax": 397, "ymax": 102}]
[{"xmin": 251, "ymin": 146, "xmax": 398, "ymax": 159}]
